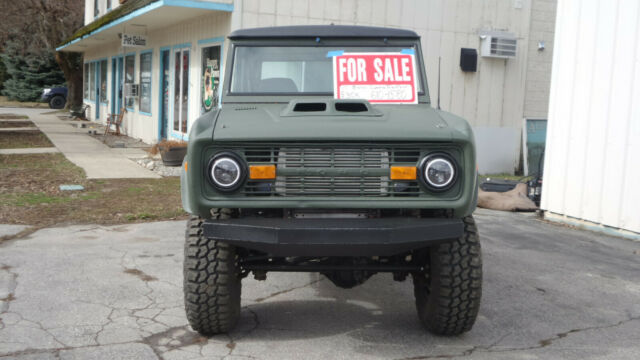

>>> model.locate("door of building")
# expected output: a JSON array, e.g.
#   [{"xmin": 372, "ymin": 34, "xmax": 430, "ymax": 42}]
[
  {"xmin": 159, "ymin": 49, "xmax": 170, "ymax": 140},
  {"xmin": 172, "ymin": 48, "xmax": 190, "ymax": 138},
  {"xmin": 111, "ymin": 57, "xmax": 124, "ymax": 115}
]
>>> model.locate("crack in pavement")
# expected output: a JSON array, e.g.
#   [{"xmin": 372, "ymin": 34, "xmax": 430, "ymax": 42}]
[
  {"xmin": 397, "ymin": 314, "xmax": 640, "ymax": 359},
  {"xmin": 221, "ymin": 307, "xmax": 261, "ymax": 360},
  {"xmin": 0, "ymin": 264, "xmax": 18, "ymax": 315},
  {"xmin": 253, "ymin": 278, "xmax": 324, "ymax": 303}
]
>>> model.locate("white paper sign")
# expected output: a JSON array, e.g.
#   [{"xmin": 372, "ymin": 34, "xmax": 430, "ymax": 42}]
[{"xmin": 122, "ymin": 34, "xmax": 147, "ymax": 48}]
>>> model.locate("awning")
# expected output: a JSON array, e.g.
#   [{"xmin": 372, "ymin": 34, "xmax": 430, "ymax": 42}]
[{"xmin": 57, "ymin": 0, "xmax": 233, "ymax": 52}]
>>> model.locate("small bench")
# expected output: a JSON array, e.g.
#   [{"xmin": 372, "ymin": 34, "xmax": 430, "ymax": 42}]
[{"xmin": 70, "ymin": 104, "xmax": 90, "ymax": 120}]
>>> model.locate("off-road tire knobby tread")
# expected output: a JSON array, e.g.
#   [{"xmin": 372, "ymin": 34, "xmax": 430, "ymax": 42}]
[
  {"xmin": 413, "ymin": 216, "xmax": 482, "ymax": 336},
  {"xmin": 183, "ymin": 209, "xmax": 241, "ymax": 335}
]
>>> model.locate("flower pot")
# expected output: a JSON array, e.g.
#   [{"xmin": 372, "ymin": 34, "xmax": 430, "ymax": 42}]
[{"xmin": 160, "ymin": 146, "xmax": 187, "ymax": 167}]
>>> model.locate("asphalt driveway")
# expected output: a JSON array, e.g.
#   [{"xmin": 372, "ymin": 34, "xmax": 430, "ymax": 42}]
[{"xmin": 1, "ymin": 209, "xmax": 639, "ymax": 359}]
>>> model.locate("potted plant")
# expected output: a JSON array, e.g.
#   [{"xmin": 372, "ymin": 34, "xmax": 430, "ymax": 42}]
[{"xmin": 151, "ymin": 140, "xmax": 188, "ymax": 166}]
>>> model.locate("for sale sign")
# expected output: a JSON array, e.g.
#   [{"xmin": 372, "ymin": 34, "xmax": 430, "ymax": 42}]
[{"xmin": 332, "ymin": 52, "xmax": 418, "ymax": 104}]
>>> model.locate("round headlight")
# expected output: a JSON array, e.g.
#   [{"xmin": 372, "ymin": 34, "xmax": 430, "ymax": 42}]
[
  {"xmin": 420, "ymin": 154, "xmax": 457, "ymax": 191},
  {"xmin": 208, "ymin": 153, "xmax": 245, "ymax": 191}
]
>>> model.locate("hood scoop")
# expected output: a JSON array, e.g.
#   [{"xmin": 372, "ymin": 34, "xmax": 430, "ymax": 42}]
[
  {"xmin": 293, "ymin": 102, "xmax": 327, "ymax": 112},
  {"xmin": 282, "ymin": 99, "xmax": 383, "ymax": 117}
]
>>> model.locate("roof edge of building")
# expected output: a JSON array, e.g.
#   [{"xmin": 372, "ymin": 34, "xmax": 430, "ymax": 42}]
[
  {"xmin": 58, "ymin": 0, "xmax": 158, "ymax": 51},
  {"xmin": 228, "ymin": 25, "xmax": 420, "ymax": 40},
  {"xmin": 57, "ymin": 0, "xmax": 234, "ymax": 51}
]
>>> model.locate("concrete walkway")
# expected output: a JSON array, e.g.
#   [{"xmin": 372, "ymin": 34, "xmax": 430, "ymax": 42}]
[{"xmin": 0, "ymin": 108, "xmax": 160, "ymax": 179}]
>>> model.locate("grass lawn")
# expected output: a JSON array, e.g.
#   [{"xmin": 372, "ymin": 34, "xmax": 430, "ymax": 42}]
[
  {"xmin": 0, "ymin": 121, "xmax": 35, "ymax": 128},
  {"xmin": 0, "ymin": 153, "xmax": 187, "ymax": 228},
  {"xmin": 0, "ymin": 96, "xmax": 48, "ymax": 109},
  {"xmin": 0, "ymin": 114, "xmax": 30, "ymax": 120},
  {"xmin": 0, "ymin": 130, "xmax": 54, "ymax": 148}
]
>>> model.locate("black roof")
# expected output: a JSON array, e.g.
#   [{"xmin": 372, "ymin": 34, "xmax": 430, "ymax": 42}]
[{"xmin": 228, "ymin": 25, "xmax": 420, "ymax": 40}]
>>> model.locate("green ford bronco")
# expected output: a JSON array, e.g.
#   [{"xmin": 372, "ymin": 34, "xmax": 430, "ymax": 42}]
[{"xmin": 181, "ymin": 25, "xmax": 481, "ymax": 336}]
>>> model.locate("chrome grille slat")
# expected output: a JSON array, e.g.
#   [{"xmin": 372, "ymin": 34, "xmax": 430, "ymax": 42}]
[{"xmin": 239, "ymin": 144, "xmax": 423, "ymax": 197}]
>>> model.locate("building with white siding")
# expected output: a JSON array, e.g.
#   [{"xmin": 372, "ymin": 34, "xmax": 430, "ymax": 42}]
[
  {"xmin": 58, "ymin": 0, "xmax": 557, "ymax": 174},
  {"xmin": 541, "ymin": 0, "xmax": 640, "ymax": 239}
]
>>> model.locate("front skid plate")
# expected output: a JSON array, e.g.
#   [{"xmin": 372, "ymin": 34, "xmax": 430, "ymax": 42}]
[{"xmin": 202, "ymin": 218, "xmax": 463, "ymax": 256}]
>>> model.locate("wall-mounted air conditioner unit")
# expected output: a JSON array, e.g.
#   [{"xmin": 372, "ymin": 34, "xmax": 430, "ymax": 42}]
[
  {"xmin": 125, "ymin": 84, "xmax": 139, "ymax": 97},
  {"xmin": 479, "ymin": 31, "xmax": 517, "ymax": 59}
]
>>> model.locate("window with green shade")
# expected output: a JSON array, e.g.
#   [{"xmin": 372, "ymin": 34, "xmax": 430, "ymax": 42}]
[
  {"xmin": 84, "ymin": 63, "xmax": 89, "ymax": 99},
  {"xmin": 100, "ymin": 60, "xmax": 107, "ymax": 103},
  {"xmin": 89, "ymin": 62, "xmax": 96, "ymax": 101}
]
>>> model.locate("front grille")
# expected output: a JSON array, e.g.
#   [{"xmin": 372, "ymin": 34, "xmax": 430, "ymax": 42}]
[{"xmin": 238, "ymin": 144, "xmax": 423, "ymax": 197}]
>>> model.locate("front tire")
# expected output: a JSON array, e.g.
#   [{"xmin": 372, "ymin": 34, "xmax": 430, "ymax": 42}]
[
  {"xmin": 49, "ymin": 95, "xmax": 65, "ymax": 109},
  {"xmin": 413, "ymin": 216, "xmax": 482, "ymax": 335},
  {"xmin": 183, "ymin": 210, "xmax": 241, "ymax": 335}
]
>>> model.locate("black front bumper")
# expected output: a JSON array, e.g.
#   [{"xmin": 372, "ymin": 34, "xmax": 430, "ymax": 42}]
[{"xmin": 202, "ymin": 217, "xmax": 463, "ymax": 256}]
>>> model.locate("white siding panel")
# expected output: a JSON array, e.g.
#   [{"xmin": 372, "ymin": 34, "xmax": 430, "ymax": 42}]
[
  {"xmin": 542, "ymin": 0, "xmax": 640, "ymax": 235},
  {"xmin": 579, "ymin": 0, "xmax": 618, "ymax": 223},
  {"xmin": 600, "ymin": 0, "xmax": 639, "ymax": 229},
  {"xmin": 561, "ymin": 0, "xmax": 596, "ymax": 218}
]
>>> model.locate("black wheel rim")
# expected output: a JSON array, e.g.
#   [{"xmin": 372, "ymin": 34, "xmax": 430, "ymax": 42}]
[{"xmin": 51, "ymin": 97, "xmax": 64, "ymax": 108}]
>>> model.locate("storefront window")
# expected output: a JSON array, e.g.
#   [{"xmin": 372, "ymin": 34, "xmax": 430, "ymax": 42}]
[
  {"xmin": 200, "ymin": 45, "xmax": 221, "ymax": 115},
  {"xmin": 125, "ymin": 54, "xmax": 135, "ymax": 109},
  {"xmin": 181, "ymin": 51, "xmax": 189, "ymax": 133},
  {"xmin": 139, "ymin": 52, "xmax": 152, "ymax": 114},
  {"xmin": 100, "ymin": 60, "xmax": 107, "ymax": 103},
  {"xmin": 84, "ymin": 63, "xmax": 89, "ymax": 99},
  {"xmin": 173, "ymin": 49, "xmax": 189, "ymax": 134},
  {"xmin": 89, "ymin": 62, "xmax": 96, "ymax": 101}
]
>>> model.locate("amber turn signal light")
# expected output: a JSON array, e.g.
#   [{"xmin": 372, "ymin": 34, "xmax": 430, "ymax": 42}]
[
  {"xmin": 249, "ymin": 165, "xmax": 276, "ymax": 179},
  {"xmin": 390, "ymin": 166, "xmax": 417, "ymax": 180}
]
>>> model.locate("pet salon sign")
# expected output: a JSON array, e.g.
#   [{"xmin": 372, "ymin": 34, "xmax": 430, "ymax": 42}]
[
  {"xmin": 332, "ymin": 51, "xmax": 418, "ymax": 104},
  {"xmin": 122, "ymin": 34, "xmax": 147, "ymax": 48}
]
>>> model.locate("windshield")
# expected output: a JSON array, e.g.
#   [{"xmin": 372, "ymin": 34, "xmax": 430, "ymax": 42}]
[{"xmin": 230, "ymin": 46, "xmax": 423, "ymax": 95}]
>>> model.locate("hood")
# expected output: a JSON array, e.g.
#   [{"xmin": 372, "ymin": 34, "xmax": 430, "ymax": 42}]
[{"xmin": 212, "ymin": 101, "xmax": 471, "ymax": 143}]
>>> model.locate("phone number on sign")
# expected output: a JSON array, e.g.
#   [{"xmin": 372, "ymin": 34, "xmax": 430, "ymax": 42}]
[{"xmin": 339, "ymin": 84, "xmax": 414, "ymax": 102}]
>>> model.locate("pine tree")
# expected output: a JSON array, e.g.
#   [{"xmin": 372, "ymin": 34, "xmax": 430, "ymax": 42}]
[
  {"xmin": 0, "ymin": 57, "xmax": 6, "ymax": 93},
  {"xmin": 1, "ymin": 37, "xmax": 66, "ymax": 102}
]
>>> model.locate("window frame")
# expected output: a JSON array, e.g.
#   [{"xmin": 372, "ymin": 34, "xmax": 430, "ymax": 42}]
[
  {"xmin": 138, "ymin": 50, "xmax": 153, "ymax": 115},
  {"xmin": 124, "ymin": 52, "xmax": 136, "ymax": 112},
  {"xmin": 99, "ymin": 59, "xmax": 108, "ymax": 104},
  {"xmin": 197, "ymin": 36, "xmax": 225, "ymax": 115},
  {"xmin": 228, "ymin": 45, "xmax": 426, "ymax": 96},
  {"xmin": 89, "ymin": 62, "xmax": 97, "ymax": 102},
  {"xmin": 170, "ymin": 43, "xmax": 191, "ymax": 140},
  {"xmin": 222, "ymin": 39, "xmax": 431, "ymax": 105},
  {"xmin": 83, "ymin": 63, "xmax": 90, "ymax": 100}
]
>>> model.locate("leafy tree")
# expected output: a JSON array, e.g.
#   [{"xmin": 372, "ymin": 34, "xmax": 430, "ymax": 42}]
[
  {"xmin": 1, "ymin": 38, "xmax": 66, "ymax": 101},
  {"xmin": 0, "ymin": 57, "xmax": 6, "ymax": 93},
  {"xmin": 0, "ymin": 0, "xmax": 84, "ymax": 108}
]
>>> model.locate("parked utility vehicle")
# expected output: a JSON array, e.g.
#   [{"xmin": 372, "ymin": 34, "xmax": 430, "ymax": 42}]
[{"xmin": 181, "ymin": 25, "xmax": 481, "ymax": 336}]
